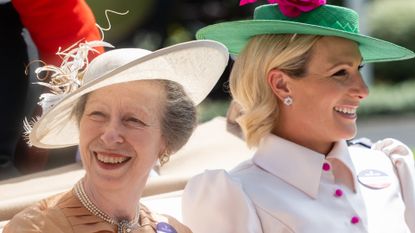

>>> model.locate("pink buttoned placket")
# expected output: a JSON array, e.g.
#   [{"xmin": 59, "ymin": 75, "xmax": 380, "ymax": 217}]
[
  {"xmin": 322, "ymin": 162, "xmax": 344, "ymax": 197},
  {"xmin": 322, "ymin": 161, "xmax": 361, "ymax": 226},
  {"xmin": 322, "ymin": 162, "xmax": 331, "ymax": 171},
  {"xmin": 351, "ymin": 216, "xmax": 360, "ymax": 224},
  {"xmin": 334, "ymin": 188, "xmax": 343, "ymax": 197}
]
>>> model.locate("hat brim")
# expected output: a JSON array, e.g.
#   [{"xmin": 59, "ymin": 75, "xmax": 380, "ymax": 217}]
[
  {"xmin": 196, "ymin": 20, "xmax": 415, "ymax": 63},
  {"xmin": 30, "ymin": 40, "xmax": 229, "ymax": 148}
]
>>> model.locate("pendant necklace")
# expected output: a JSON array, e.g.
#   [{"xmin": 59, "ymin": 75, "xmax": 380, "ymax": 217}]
[{"xmin": 74, "ymin": 179, "xmax": 140, "ymax": 233}]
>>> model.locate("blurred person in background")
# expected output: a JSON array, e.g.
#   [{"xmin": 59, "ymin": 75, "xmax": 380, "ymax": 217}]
[{"xmin": 0, "ymin": 0, "xmax": 103, "ymax": 179}]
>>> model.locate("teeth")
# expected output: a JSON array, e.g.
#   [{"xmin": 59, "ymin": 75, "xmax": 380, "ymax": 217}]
[
  {"xmin": 334, "ymin": 106, "xmax": 356, "ymax": 115},
  {"xmin": 96, "ymin": 153, "xmax": 128, "ymax": 164}
]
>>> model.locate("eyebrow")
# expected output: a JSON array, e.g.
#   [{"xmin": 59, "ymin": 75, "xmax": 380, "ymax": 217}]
[{"xmin": 326, "ymin": 57, "xmax": 363, "ymax": 70}]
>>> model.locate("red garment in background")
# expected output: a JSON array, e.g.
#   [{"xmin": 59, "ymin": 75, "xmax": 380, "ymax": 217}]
[
  {"xmin": 11, "ymin": 0, "xmax": 104, "ymax": 173},
  {"xmin": 12, "ymin": 0, "xmax": 104, "ymax": 65}
]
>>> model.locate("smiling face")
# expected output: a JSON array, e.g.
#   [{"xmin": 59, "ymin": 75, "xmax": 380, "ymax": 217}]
[
  {"xmin": 79, "ymin": 80, "xmax": 166, "ymax": 192},
  {"xmin": 276, "ymin": 36, "xmax": 369, "ymax": 153}
]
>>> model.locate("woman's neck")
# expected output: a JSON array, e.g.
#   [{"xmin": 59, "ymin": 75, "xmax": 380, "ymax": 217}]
[
  {"xmin": 82, "ymin": 177, "xmax": 142, "ymax": 221},
  {"xmin": 272, "ymin": 123, "xmax": 334, "ymax": 155}
]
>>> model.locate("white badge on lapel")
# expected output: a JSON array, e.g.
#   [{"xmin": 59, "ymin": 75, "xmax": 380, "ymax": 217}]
[{"xmin": 357, "ymin": 169, "xmax": 392, "ymax": 189}]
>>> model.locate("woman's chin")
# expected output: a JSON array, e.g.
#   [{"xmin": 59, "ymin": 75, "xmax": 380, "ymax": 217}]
[{"xmin": 340, "ymin": 127, "xmax": 357, "ymax": 141}]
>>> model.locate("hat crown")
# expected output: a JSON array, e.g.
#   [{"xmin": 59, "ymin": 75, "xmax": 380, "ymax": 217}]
[
  {"xmin": 84, "ymin": 48, "xmax": 152, "ymax": 83},
  {"xmin": 254, "ymin": 4, "xmax": 359, "ymax": 34}
]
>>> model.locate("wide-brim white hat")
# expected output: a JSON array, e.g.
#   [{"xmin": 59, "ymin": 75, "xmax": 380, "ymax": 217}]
[{"xmin": 29, "ymin": 40, "xmax": 229, "ymax": 148}]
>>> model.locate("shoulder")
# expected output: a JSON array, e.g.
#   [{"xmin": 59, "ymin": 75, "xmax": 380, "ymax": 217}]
[
  {"xmin": 14, "ymin": 190, "xmax": 71, "ymax": 218},
  {"xmin": 185, "ymin": 169, "xmax": 244, "ymax": 195},
  {"xmin": 347, "ymin": 137, "xmax": 385, "ymax": 161},
  {"xmin": 182, "ymin": 169, "xmax": 262, "ymax": 233},
  {"xmin": 348, "ymin": 140, "xmax": 394, "ymax": 171},
  {"xmin": 182, "ymin": 168, "xmax": 253, "ymax": 215},
  {"xmin": 347, "ymin": 138, "xmax": 406, "ymax": 194},
  {"xmin": 347, "ymin": 137, "xmax": 373, "ymax": 149},
  {"xmin": 139, "ymin": 204, "xmax": 192, "ymax": 233},
  {"xmin": 183, "ymin": 160, "xmax": 260, "ymax": 200},
  {"xmin": 3, "ymin": 191, "xmax": 73, "ymax": 233},
  {"xmin": 159, "ymin": 214, "xmax": 192, "ymax": 233}
]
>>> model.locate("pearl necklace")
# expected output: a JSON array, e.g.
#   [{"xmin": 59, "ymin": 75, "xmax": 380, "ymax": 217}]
[{"xmin": 74, "ymin": 180, "xmax": 140, "ymax": 233}]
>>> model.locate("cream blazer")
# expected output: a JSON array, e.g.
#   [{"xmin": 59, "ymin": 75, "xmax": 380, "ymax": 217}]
[{"xmin": 182, "ymin": 134, "xmax": 414, "ymax": 233}]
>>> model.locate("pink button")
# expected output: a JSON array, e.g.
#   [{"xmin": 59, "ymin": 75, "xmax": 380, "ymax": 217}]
[
  {"xmin": 334, "ymin": 189, "xmax": 343, "ymax": 197},
  {"xmin": 351, "ymin": 216, "xmax": 360, "ymax": 224},
  {"xmin": 322, "ymin": 162, "xmax": 331, "ymax": 171}
]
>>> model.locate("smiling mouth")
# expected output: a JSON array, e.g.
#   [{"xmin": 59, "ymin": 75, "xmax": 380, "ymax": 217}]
[
  {"xmin": 334, "ymin": 106, "xmax": 357, "ymax": 118},
  {"xmin": 94, "ymin": 152, "xmax": 131, "ymax": 165}
]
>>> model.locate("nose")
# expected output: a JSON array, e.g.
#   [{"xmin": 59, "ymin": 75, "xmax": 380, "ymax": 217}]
[
  {"xmin": 350, "ymin": 73, "xmax": 369, "ymax": 100},
  {"xmin": 100, "ymin": 121, "xmax": 124, "ymax": 145}
]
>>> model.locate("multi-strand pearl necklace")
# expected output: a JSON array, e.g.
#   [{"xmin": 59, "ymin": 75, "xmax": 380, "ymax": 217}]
[{"xmin": 74, "ymin": 180, "xmax": 140, "ymax": 233}]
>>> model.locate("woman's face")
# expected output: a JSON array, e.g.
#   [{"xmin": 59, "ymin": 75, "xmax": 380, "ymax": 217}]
[
  {"xmin": 281, "ymin": 36, "xmax": 369, "ymax": 153},
  {"xmin": 79, "ymin": 80, "xmax": 166, "ymax": 191}
]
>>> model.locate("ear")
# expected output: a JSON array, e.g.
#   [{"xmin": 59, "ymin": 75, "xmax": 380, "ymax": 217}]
[{"xmin": 267, "ymin": 69, "xmax": 292, "ymax": 101}]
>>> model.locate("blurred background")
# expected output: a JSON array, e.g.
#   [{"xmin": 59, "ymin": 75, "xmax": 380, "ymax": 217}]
[
  {"xmin": 84, "ymin": 0, "xmax": 415, "ymax": 147},
  {"xmin": 1, "ymin": 0, "xmax": 412, "ymax": 178}
]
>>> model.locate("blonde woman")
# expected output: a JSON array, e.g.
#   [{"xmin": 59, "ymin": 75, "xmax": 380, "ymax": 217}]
[{"xmin": 182, "ymin": 1, "xmax": 415, "ymax": 233}]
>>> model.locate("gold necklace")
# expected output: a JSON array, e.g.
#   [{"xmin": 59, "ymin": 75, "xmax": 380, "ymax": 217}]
[{"xmin": 74, "ymin": 179, "xmax": 140, "ymax": 233}]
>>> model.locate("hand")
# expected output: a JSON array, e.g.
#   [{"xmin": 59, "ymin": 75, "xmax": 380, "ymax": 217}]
[{"xmin": 372, "ymin": 138, "xmax": 413, "ymax": 157}]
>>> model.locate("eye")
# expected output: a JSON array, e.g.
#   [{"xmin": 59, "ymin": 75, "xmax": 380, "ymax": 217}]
[
  {"xmin": 124, "ymin": 117, "xmax": 148, "ymax": 128},
  {"xmin": 87, "ymin": 111, "xmax": 106, "ymax": 121},
  {"xmin": 332, "ymin": 69, "xmax": 348, "ymax": 77}
]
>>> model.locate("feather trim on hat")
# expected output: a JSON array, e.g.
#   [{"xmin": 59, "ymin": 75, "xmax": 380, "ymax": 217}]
[{"xmin": 23, "ymin": 40, "xmax": 114, "ymax": 145}]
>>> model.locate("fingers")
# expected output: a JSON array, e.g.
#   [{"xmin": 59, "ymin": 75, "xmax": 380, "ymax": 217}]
[
  {"xmin": 371, "ymin": 138, "xmax": 393, "ymax": 151},
  {"xmin": 383, "ymin": 144, "xmax": 409, "ymax": 156},
  {"xmin": 372, "ymin": 138, "xmax": 411, "ymax": 157}
]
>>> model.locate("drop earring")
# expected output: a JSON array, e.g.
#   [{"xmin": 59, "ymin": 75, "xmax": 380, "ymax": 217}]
[
  {"xmin": 283, "ymin": 96, "xmax": 293, "ymax": 106},
  {"xmin": 159, "ymin": 153, "xmax": 170, "ymax": 166}
]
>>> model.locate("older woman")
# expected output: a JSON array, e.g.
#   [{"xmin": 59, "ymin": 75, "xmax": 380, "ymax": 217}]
[
  {"xmin": 182, "ymin": 1, "xmax": 415, "ymax": 233},
  {"xmin": 3, "ymin": 39, "xmax": 228, "ymax": 233}
]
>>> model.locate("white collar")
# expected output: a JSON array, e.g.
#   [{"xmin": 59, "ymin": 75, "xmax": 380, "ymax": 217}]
[{"xmin": 252, "ymin": 134, "xmax": 357, "ymax": 199}]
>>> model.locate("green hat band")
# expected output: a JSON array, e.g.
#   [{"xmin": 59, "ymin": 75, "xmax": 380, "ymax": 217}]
[{"xmin": 255, "ymin": 4, "xmax": 359, "ymax": 34}]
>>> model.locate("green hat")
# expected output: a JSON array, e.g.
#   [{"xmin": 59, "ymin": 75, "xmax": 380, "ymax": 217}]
[{"xmin": 196, "ymin": 4, "xmax": 415, "ymax": 63}]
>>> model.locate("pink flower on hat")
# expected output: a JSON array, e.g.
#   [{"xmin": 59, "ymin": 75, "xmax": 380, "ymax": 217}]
[
  {"xmin": 239, "ymin": 0, "xmax": 257, "ymax": 6},
  {"xmin": 275, "ymin": 0, "xmax": 326, "ymax": 17},
  {"xmin": 240, "ymin": 0, "xmax": 326, "ymax": 18}
]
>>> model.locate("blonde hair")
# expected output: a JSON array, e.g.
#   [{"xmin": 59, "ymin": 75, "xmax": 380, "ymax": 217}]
[{"xmin": 229, "ymin": 34, "xmax": 321, "ymax": 147}]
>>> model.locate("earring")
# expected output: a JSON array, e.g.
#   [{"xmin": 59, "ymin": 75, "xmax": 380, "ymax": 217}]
[
  {"xmin": 159, "ymin": 153, "xmax": 170, "ymax": 166},
  {"xmin": 283, "ymin": 96, "xmax": 293, "ymax": 106}
]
